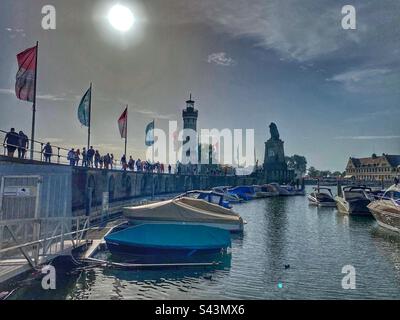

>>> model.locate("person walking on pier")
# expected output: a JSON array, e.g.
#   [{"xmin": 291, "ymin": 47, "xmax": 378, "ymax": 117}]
[
  {"xmin": 81, "ymin": 147, "xmax": 87, "ymax": 167},
  {"xmin": 94, "ymin": 150, "xmax": 100, "ymax": 168},
  {"xmin": 99, "ymin": 155, "xmax": 104, "ymax": 169},
  {"xmin": 3, "ymin": 128, "xmax": 19, "ymax": 158},
  {"xmin": 121, "ymin": 154, "xmax": 127, "ymax": 171},
  {"xmin": 42, "ymin": 142, "xmax": 53, "ymax": 163},
  {"xmin": 110, "ymin": 154, "xmax": 114, "ymax": 169},
  {"xmin": 87, "ymin": 146, "xmax": 95, "ymax": 167},
  {"xmin": 75, "ymin": 149, "xmax": 81, "ymax": 166},
  {"xmin": 128, "ymin": 156, "xmax": 135, "ymax": 171},
  {"xmin": 168, "ymin": 164, "xmax": 172, "ymax": 174},
  {"xmin": 67, "ymin": 148, "xmax": 75, "ymax": 166},
  {"xmin": 18, "ymin": 130, "xmax": 28, "ymax": 159},
  {"xmin": 104, "ymin": 153, "xmax": 111, "ymax": 169},
  {"xmin": 136, "ymin": 158, "xmax": 141, "ymax": 172}
]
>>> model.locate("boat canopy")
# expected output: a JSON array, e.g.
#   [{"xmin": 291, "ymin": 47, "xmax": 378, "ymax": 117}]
[{"xmin": 124, "ymin": 198, "xmax": 240, "ymax": 224}]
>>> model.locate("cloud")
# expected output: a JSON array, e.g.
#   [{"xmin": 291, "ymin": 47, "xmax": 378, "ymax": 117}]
[
  {"xmin": 327, "ymin": 68, "xmax": 392, "ymax": 92},
  {"xmin": 134, "ymin": 109, "xmax": 175, "ymax": 120},
  {"xmin": 334, "ymin": 135, "xmax": 400, "ymax": 140},
  {"xmin": 0, "ymin": 88, "xmax": 72, "ymax": 102},
  {"xmin": 4, "ymin": 27, "xmax": 26, "ymax": 38},
  {"xmin": 343, "ymin": 108, "xmax": 400, "ymax": 124},
  {"xmin": 207, "ymin": 52, "xmax": 236, "ymax": 66},
  {"xmin": 174, "ymin": 0, "xmax": 400, "ymax": 81}
]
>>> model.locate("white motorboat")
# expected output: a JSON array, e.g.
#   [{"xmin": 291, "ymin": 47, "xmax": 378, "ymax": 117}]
[
  {"xmin": 368, "ymin": 184, "xmax": 400, "ymax": 233},
  {"xmin": 335, "ymin": 186, "xmax": 372, "ymax": 215},
  {"xmin": 307, "ymin": 187, "xmax": 336, "ymax": 207}
]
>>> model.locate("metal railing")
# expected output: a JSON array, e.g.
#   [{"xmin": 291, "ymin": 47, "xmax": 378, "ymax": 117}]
[
  {"xmin": 0, "ymin": 129, "xmax": 70, "ymax": 165},
  {"xmin": 0, "ymin": 216, "xmax": 90, "ymax": 268}
]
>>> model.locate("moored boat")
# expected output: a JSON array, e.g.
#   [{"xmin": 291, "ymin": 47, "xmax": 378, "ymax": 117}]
[
  {"xmin": 335, "ymin": 186, "xmax": 372, "ymax": 215},
  {"xmin": 368, "ymin": 184, "xmax": 400, "ymax": 232},
  {"xmin": 260, "ymin": 184, "xmax": 280, "ymax": 197},
  {"xmin": 212, "ymin": 186, "xmax": 242, "ymax": 203},
  {"xmin": 123, "ymin": 196, "xmax": 244, "ymax": 232},
  {"xmin": 268, "ymin": 183, "xmax": 305, "ymax": 196},
  {"xmin": 227, "ymin": 186, "xmax": 255, "ymax": 200},
  {"xmin": 307, "ymin": 187, "xmax": 336, "ymax": 207},
  {"xmin": 252, "ymin": 185, "xmax": 278, "ymax": 198},
  {"xmin": 105, "ymin": 224, "xmax": 231, "ymax": 255}
]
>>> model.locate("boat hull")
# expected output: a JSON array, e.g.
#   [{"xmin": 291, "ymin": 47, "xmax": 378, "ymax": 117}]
[
  {"xmin": 105, "ymin": 224, "xmax": 231, "ymax": 255},
  {"xmin": 308, "ymin": 193, "xmax": 336, "ymax": 207},
  {"xmin": 368, "ymin": 201, "xmax": 400, "ymax": 233},
  {"xmin": 106, "ymin": 242, "xmax": 225, "ymax": 255},
  {"xmin": 126, "ymin": 219, "xmax": 244, "ymax": 233},
  {"xmin": 335, "ymin": 197, "xmax": 371, "ymax": 215}
]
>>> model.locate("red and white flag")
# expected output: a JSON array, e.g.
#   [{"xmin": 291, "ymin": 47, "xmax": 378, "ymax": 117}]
[
  {"xmin": 118, "ymin": 107, "xmax": 128, "ymax": 139},
  {"xmin": 15, "ymin": 45, "xmax": 37, "ymax": 102}
]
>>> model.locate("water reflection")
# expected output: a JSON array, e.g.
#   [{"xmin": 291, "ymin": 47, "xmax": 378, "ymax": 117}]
[{"xmin": 7, "ymin": 186, "xmax": 400, "ymax": 299}]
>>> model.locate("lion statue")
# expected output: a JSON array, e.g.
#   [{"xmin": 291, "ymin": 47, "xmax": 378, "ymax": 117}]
[{"xmin": 269, "ymin": 122, "xmax": 280, "ymax": 140}]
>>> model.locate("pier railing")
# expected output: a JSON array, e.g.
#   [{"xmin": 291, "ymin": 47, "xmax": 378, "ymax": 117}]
[
  {"xmin": 0, "ymin": 129, "xmax": 70, "ymax": 165},
  {"xmin": 0, "ymin": 215, "xmax": 90, "ymax": 268}
]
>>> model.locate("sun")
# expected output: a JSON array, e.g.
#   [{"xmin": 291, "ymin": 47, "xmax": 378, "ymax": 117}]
[{"xmin": 108, "ymin": 4, "xmax": 134, "ymax": 32}]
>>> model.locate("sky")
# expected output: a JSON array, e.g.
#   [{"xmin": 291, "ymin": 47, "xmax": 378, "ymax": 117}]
[{"xmin": 0, "ymin": 0, "xmax": 399, "ymax": 171}]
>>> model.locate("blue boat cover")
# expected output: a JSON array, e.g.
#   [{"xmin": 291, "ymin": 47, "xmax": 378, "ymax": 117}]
[{"xmin": 105, "ymin": 224, "xmax": 231, "ymax": 250}]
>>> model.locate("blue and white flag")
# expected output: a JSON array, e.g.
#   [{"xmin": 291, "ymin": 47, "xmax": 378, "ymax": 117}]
[
  {"xmin": 77, "ymin": 87, "xmax": 91, "ymax": 127},
  {"xmin": 145, "ymin": 120, "xmax": 154, "ymax": 146}
]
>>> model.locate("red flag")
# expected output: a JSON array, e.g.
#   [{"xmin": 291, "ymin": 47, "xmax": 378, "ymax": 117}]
[
  {"xmin": 15, "ymin": 45, "xmax": 37, "ymax": 102},
  {"xmin": 118, "ymin": 107, "xmax": 128, "ymax": 138}
]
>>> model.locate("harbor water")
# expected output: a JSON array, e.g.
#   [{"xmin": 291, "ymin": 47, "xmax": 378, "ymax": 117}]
[{"xmin": 8, "ymin": 186, "xmax": 400, "ymax": 299}]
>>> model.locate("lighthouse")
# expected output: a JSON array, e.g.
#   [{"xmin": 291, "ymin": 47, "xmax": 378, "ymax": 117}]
[{"xmin": 181, "ymin": 94, "xmax": 198, "ymax": 164}]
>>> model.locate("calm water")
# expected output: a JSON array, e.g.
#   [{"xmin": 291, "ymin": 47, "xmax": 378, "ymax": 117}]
[{"xmin": 8, "ymin": 186, "xmax": 400, "ymax": 299}]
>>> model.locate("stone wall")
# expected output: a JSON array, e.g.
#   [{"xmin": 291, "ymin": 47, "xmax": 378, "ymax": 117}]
[
  {"xmin": 1, "ymin": 156, "xmax": 293, "ymax": 215},
  {"xmin": 72, "ymin": 166, "xmax": 264, "ymax": 211}
]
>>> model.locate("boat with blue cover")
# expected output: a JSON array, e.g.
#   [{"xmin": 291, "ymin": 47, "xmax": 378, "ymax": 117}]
[
  {"xmin": 212, "ymin": 186, "xmax": 242, "ymax": 203},
  {"xmin": 227, "ymin": 186, "xmax": 255, "ymax": 200},
  {"xmin": 105, "ymin": 224, "xmax": 231, "ymax": 255},
  {"xmin": 179, "ymin": 190, "xmax": 233, "ymax": 208}
]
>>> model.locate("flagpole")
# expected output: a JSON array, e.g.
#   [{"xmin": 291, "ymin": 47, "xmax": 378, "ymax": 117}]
[
  {"xmin": 87, "ymin": 82, "xmax": 92, "ymax": 153},
  {"xmin": 152, "ymin": 119, "xmax": 155, "ymax": 164},
  {"xmin": 124, "ymin": 105, "xmax": 128, "ymax": 157},
  {"xmin": 30, "ymin": 41, "xmax": 38, "ymax": 160}
]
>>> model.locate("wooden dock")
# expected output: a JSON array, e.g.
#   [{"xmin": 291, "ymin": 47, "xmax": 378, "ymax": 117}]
[{"xmin": 82, "ymin": 219, "xmax": 126, "ymax": 259}]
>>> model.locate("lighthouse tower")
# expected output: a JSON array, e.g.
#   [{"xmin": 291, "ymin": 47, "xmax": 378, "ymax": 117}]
[{"xmin": 182, "ymin": 94, "xmax": 198, "ymax": 163}]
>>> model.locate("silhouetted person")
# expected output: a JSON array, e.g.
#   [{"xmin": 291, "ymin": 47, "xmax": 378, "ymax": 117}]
[
  {"xmin": 67, "ymin": 148, "xmax": 75, "ymax": 166},
  {"xmin": 81, "ymin": 147, "xmax": 87, "ymax": 167},
  {"xmin": 121, "ymin": 154, "xmax": 127, "ymax": 171},
  {"xmin": 42, "ymin": 142, "xmax": 52, "ymax": 163},
  {"xmin": 94, "ymin": 150, "xmax": 100, "ymax": 168},
  {"xmin": 3, "ymin": 128, "xmax": 19, "ymax": 158},
  {"xmin": 87, "ymin": 146, "xmax": 95, "ymax": 167},
  {"xmin": 128, "ymin": 156, "xmax": 134, "ymax": 171},
  {"xmin": 18, "ymin": 130, "xmax": 28, "ymax": 159}
]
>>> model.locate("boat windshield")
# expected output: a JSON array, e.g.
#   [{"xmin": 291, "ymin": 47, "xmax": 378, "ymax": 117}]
[
  {"xmin": 382, "ymin": 190, "xmax": 400, "ymax": 202},
  {"xmin": 344, "ymin": 190, "xmax": 368, "ymax": 200},
  {"xmin": 183, "ymin": 191, "xmax": 224, "ymax": 206}
]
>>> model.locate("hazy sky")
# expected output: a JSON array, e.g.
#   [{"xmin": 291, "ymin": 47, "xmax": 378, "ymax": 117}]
[{"xmin": 0, "ymin": 0, "xmax": 399, "ymax": 171}]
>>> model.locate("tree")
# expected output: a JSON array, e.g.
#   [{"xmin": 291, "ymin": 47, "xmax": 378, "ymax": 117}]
[
  {"xmin": 308, "ymin": 166, "xmax": 320, "ymax": 178},
  {"xmin": 286, "ymin": 154, "xmax": 307, "ymax": 177},
  {"xmin": 332, "ymin": 171, "xmax": 342, "ymax": 177}
]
